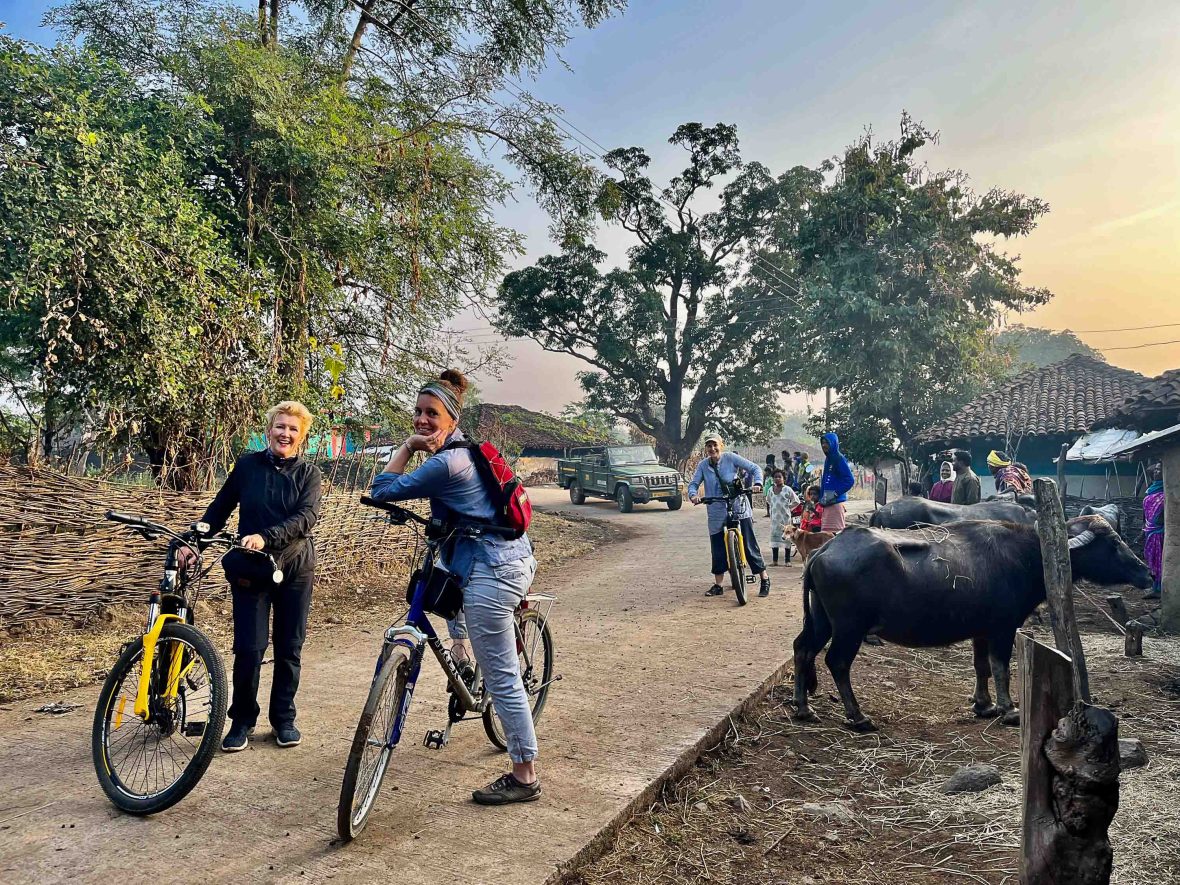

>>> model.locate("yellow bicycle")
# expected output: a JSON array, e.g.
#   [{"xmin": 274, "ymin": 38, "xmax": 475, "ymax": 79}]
[
  {"xmin": 701, "ymin": 481, "xmax": 755, "ymax": 605},
  {"xmin": 93, "ymin": 510, "xmax": 281, "ymax": 814}
]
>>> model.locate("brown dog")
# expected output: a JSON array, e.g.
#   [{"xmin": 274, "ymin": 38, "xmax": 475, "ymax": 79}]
[{"xmin": 788, "ymin": 526, "xmax": 836, "ymax": 562}]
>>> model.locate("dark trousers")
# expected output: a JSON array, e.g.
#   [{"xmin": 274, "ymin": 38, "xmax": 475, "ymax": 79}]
[
  {"xmin": 709, "ymin": 517, "xmax": 766, "ymax": 576},
  {"xmin": 228, "ymin": 566, "xmax": 313, "ymax": 729}
]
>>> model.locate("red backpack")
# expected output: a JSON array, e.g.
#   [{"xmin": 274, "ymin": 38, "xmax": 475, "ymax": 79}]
[{"xmin": 445, "ymin": 440, "xmax": 533, "ymax": 538}]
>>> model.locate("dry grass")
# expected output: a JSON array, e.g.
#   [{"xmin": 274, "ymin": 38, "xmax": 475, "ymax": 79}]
[
  {"xmin": 0, "ymin": 510, "xmax": 615, "ymax": 703},
  {"xmin": 570, "ymin": 627, "xmax": 1180, "ymax": 885}
]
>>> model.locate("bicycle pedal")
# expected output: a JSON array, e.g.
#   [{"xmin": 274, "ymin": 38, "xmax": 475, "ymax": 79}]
[
  {"xmin": 183, "ymin": 722, "xmax": 206, "ymax": 738},
  {"xmin": 423, "ymin": 729, "xmax": 449, "ymax": 750},
  {"xmin": 746, "ymin": 574, "xmax": 756, "ymax": 583}
]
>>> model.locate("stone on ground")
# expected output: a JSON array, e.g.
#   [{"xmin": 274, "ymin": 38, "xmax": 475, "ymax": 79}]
[
  {"xmin": 1119, "ymin": 737, "xmax": 1148, "ymax": 770},
  {"xmin": 941, "ymin": 763, "xmax": 1002, "ymax": 794}
]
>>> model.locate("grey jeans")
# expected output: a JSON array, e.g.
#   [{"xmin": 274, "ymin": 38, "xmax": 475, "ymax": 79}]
[{"xmin": 447, "ymin": 555, "xmax": 539, "ymax": 763}]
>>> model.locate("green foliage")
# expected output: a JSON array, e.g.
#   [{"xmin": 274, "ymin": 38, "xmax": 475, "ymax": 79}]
[
  {"xmin": 558, "ymin": 401, "xmax": 615, "ymax": 441},
  {"xmin": 993, "ymin": 324, "xmax": 1102, "ymax": 373},
  {"xmin": 789, "ymin": 115, "xmax": 1050, "ymax": 460},
  {"xmin": 498, "ymin": 123, "xmax": 821, "ymax": 461},
  {"xmin": 0, "ymin": 37, "xmax": 271, "ymax": 486}
]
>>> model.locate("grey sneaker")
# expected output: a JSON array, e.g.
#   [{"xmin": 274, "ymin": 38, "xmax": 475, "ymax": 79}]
[{"xmin": 472, "ymin": 773, "xmax": 541, "ymax": 806}]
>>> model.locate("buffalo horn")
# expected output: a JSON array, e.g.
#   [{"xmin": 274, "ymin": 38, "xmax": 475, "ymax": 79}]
[{"xmin": 1067, "ymin": 530, "xmax": 1096, "ymax": 550}]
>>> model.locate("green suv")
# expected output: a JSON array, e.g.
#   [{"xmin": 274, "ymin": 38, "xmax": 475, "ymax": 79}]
[{"xmin": 557, "ymin": 445, "xmax": 683, "ymax": 513}]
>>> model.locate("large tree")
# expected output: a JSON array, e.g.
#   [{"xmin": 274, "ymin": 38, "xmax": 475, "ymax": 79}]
[
  {"xmin": 789, "ymin": 115, "xmax": 1052, "ymax": 471},
  {"xmin": 497, "ymin": 123, "xmax": 821, "ymax": 461},
  {"xmin": 994, "ymin": 324, "xmax": 1103, "ymax": 373}
]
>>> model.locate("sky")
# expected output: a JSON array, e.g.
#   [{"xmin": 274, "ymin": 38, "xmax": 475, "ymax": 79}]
[{"xmin": 6, "ymin": 0, "xmax": 1179, "ymax": 417}]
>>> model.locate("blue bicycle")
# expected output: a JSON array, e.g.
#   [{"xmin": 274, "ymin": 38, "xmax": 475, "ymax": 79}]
[{"xmin": 337, "ymin": 497, "xmax": 556, "ymax": 841}]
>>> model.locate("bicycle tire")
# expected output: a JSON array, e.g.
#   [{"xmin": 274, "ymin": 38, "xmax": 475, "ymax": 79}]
[
  {"xmin": 337, "ymin": 644, "xmax": 412, "ymax": 842},
  {"xmin": 482, "ymin": 608, "xmax": 555, "ymax": 751},
  {"xmin": 92, "ymin": 622, "xmax": 226, "ymax": 815},
  {"xmin": 727, "ymin": 530, "xmax": 748, "ymax": 605}
]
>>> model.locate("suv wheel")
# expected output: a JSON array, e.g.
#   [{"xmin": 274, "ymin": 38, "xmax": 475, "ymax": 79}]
[
  {"xmin": 666, "ymin": 494, "xmax": 683, "ymax": 511},
  {"xmin": 569, "ymin": 482, "xmax": 586, "ymax": 505},
  {"xmin": 616, "ymin": 485, "xmax": 634, "ymax": 513}
]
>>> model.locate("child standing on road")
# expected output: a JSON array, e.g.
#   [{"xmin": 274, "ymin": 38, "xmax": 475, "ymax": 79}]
[
  {"xmin": 765, "ymin": 469, "xmax": 799, "ymax": 565},
  {"xmin": 793, "ymin": 484, "xmax": 824, "ymax": 533}
]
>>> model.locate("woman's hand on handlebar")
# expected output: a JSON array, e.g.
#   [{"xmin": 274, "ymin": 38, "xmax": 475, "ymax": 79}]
[
  {"xmin": 751, "ymin": 483, "xmax": 763, "ymax": 494},
  {"xmin": 177, "ymin": 546, "xmax": 198, "ymax": 568},
  {"xmin": 241, "ymin": 533, "xmax": 266, "ymax": 551},
  {"xmin": 689, "ymin": 494, "xmax": 701, "ymax": 505}
]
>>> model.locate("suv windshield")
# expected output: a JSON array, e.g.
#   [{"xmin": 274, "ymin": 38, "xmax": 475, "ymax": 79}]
[{"xmin": 608, "ymin": 445, "xmax": 659, "ymax": 466}]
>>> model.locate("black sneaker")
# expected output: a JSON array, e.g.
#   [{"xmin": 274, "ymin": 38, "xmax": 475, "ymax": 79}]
[
  {"xmin": 759, "ymin": 577, "xmax": 771, "ymax": 597},
  {"xmin": 706, "ymin": 584, "xmax": 724, "ymax": 597},
  {"xmin": 221, "ymin": 722, "xmax": 253, "ymax": 753},
  {"xmin": 472, "ymin": 772, "xmax": 541, "ymax": 806},
  {"xmin": 274, "ymin": 724, "xmax": 302, "ymax": 748}
]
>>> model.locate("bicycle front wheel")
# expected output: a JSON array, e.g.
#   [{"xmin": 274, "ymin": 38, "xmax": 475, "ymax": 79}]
[
  {"xmin": 337, "ymin": 644, "xmax": 413, "ymax": 842},
  {"xmin": 482, "ymin": 608, "xmax": 555, "ymax": 751},
  {"xmin": 727, "ymin": 530, "xmax": 748, "ymax": 605},
  {"xmin": 92, "ymin": 622, "xmax": 226, "ymax": 815}
]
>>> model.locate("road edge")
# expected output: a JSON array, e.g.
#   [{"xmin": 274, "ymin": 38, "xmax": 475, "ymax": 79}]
[{"xmin": 544, "ymin": 655, "xmax": 796, "ymax": 884}]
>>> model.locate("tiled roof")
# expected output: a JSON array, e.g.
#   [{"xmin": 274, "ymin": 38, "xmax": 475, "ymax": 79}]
[
  {"xmin": 913, "ymin": 354, "xmax": 1148, "ymax": 446},
  {"xmin": 459, "ymin": 403, "xmax": 606, "ymax": 451},
  {"xmin": 1095, "ymin": 368, "xmax": 1180, "ymax": 432}
]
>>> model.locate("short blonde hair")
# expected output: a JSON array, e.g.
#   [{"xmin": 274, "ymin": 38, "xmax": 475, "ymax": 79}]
[{"xmin": 266, "ymin": 401, "xmax": 314, "ymax": 440}]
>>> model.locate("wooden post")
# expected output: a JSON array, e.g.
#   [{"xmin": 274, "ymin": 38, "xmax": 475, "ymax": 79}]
[
  {"xmin": 1033, "ymin": 477, "xmax": 1091, "ymax": 702},
  {"xmin": 1019, "ymin": 632, "xmax": 1119, "ymax": 885},
  {"xmin": 1104, "ymin": 594, "xmax": 1129, "ymax": 629},
  {"xmin": 1125, "ymin": 622, "xmax": 1144, "ymax": 657},
  {"xmin": 1020, "ymin": 631, "xmax": 1076, "ymax": 884},
  {"xmin": 1160, "ymin": 447, "xmax": 1180, "ymax": 633},
  {"xmin": 1057, "ymin": 442, "xmax": 1069, "ymax": 505}
]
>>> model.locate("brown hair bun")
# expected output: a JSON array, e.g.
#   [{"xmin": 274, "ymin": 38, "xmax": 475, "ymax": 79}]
[{"xmin": 437, "ymin": 369, "xmax": 469, "ymax": 405}]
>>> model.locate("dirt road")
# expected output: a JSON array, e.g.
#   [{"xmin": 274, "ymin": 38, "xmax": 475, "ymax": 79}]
[{"xmin": 0, "ymin": 488, "xmax": 853, "ymax": 884}]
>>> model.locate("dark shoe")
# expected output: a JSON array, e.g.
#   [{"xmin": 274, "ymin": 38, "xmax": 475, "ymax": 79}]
[
  {"xmin": 221, "ymin": 722, "xmax": 253, "ymax": 753},
  {"xmin": 759, "ymin": 577, "xmax": 770, "ymax": 597},
  {"xmin": 706, "ymin": 584, "xmax": 724, "ymax": 597},
  {"xmin": 472, "ymin": 772, "xmax": 541, "ymax": 806},
  {"xmin": 274, "ymin": 724, "xmax": 302, "ymax": 748}
]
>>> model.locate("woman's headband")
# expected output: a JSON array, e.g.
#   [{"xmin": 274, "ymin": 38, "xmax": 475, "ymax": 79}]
[{"xmin": 420, "ymin": 382, "xmax": 461, "ymax": 419}]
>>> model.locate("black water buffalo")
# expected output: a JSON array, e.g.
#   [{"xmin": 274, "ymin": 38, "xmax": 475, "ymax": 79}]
[
  {"xmin": 869, "ymin": 497, "xmax": 1034, "ymax": 529},
  {"xmin": 792, "ymin": 515, "xmax": 1153, "ymax": 731}
]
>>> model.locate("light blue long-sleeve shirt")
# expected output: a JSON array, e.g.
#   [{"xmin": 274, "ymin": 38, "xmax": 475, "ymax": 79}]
[
  {"xmin": 689, "ymin": 451, "xmax": 763, "ymax": 534},
  {"xmin": 368, "ymin": 430, "xmax": 532, "ymax": 583}
]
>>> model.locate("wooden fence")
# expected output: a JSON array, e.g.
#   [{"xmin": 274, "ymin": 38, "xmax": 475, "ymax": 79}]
[{"xmin": 0, "ymin": 464, "xmax": 415, "ymax": 626}]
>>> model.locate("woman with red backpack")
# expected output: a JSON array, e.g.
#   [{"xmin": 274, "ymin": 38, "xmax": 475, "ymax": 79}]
[{"xmin": 368, "ymin": 369, "xmax": 541, "ymax": 805}]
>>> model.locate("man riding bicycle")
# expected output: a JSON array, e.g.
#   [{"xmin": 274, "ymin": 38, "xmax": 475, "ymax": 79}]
[{"xmin": 688, "ymin": 434, "xmax": 770, "ymax": 598}]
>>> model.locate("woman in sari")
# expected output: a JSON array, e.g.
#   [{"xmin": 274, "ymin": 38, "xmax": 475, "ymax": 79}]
[{"xmin": 1144, "ymin": 464, "xmax": 1164, "ymax": 601}]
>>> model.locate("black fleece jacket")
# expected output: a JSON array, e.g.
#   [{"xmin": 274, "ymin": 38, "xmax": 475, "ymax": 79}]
[{"xmin": 202, "ymin": 451, "xmax": 323, "ymax": 570}]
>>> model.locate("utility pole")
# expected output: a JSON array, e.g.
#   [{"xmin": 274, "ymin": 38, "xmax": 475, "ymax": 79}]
[{"xmin": 824, "ymin": 387, "xmax": 831, "ymax": 429}]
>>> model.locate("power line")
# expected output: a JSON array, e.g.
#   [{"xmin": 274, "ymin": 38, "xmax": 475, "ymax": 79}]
[
  {"xmin": 1100, "ymin": 338, "xmax": 1180, "ymax": 351},
  {"xmin": 1073, "ymin": 321, "xmax": 1180, "ymax": 334}
]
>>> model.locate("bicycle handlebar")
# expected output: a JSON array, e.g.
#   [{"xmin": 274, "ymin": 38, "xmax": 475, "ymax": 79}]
[
  {"xmin": 105, "ymin": 510, "xmax": 284, "ymax": 583},
  {"xmin": 360, "ymin": 496, "xmax": 429, "ymax": 525},
  {"xmin": 359, "ymin": 496, "xmax": 519, "ymax": 539}
]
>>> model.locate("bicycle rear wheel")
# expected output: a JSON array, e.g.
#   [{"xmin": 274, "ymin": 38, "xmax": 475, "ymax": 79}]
[
  {"xmin": 482, "ymin": 608, "xmax": 554, "ymax": 751},
  {"xmin": 727, "ymin": 530, "xmax": 748, "ymax": 606},
  {"xmin": 92, "ymin": 622, "xmax": 226, "ymax": 815},
  {"xmin": 337, "ymin": 644, "xmax": 413, "ymax": 842}
]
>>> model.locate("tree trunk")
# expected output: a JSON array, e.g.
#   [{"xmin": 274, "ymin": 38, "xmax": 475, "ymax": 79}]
[
  {"xmin": 258, "ymin": 0, "xmax": 269, "ymax": 44},
  {"xmin": 342, "ymin": 0, "xmax": 374, "ymax": 78},
  {"xmin": 269, "ymin": 0, "xmax": 280, "ymax": 45}
]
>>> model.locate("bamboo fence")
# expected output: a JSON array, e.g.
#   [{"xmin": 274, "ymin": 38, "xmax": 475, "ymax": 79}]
[{"xmin": 0, "ymin": 461, "xmax": 416, "ymax": 626}]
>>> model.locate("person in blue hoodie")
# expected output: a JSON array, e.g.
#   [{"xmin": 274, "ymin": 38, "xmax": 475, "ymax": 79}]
[{"xmin": 818, "ymin": 431, "xmax": 855, "ymax": 532}]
